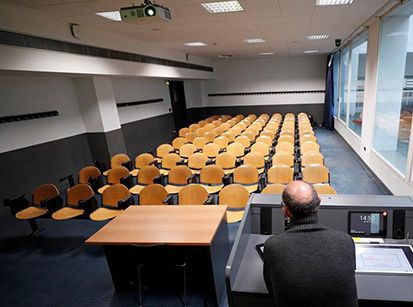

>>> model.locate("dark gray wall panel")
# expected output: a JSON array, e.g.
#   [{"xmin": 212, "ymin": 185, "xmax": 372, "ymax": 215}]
[
  {"xmin": 105, "ymin": 129, "xmax": 127, "ymax": 158},
  {"xmin": 86, "ymin": 133, "xmax": 109, "ymax": 163},
  {"xmin": 121, "ymin": 113, "xmax": 176, "ymax": 157},
  {"xmin": 187, "ymin": 107, "xmax": 207, "ymax": 124},
  {"xmin": 0, "ymin": 134, "xmax": 92, "ymax": 214}
]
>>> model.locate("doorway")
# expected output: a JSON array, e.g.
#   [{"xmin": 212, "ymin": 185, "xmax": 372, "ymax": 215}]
[{"xmin": 168, "ymin": 81, "xmax": 188, "ymax": 131}]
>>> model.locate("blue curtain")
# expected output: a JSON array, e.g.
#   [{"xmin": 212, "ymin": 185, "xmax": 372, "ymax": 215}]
[{"xmin": 324, "ymin": 54, "xmax": 335, "ymax": 129}]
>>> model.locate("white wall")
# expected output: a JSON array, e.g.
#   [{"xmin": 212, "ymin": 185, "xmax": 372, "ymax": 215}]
[
  {"xmin": 0, "ymin": 74, "xmax": 86, "ymax": 153},
  {"xmin": 112, "ymin": 77, "xmax": 172, "ymax": 124},
  {"xmin": 204, "ymin": 56, "xmax": 327, "ymax": 107},
  {"xmin": 184, "ymin": 80, "xmax": 205, "ymax": 109}
]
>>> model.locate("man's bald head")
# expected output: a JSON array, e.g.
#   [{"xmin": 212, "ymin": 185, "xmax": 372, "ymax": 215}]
[{"xmin": 282, "ymin": 181, "xmax": 320, "ymax": 217}]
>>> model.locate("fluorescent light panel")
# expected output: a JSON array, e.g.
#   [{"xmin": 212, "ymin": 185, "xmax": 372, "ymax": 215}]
[
  {"xmin": 96, "ymin": 11, "xmax": 121, "ymax": 21},
  {"xmin": 201, "ymin": 1, "xmax": 244, "ymax": 13},
  {"xmin": 244, "ymin": 38, "xmax": 266, "ymax": 44},
  {"xmin": 304, "ymin": 50, "xmax": 319, "ymax": 54},
  {"xmin": 184, "ymin": 42, "xmax": 207, "ymax": 46},
  {"xmin": 316, "ymin": 0, "xmax": 353, "ymax": 5},
  {"xmin": 307, "ymin": 34, "xmax": 329, "ymax": 40},
  {"xmin": 259, "ymin": 52, "xmax": 274, "ymax": 55}
]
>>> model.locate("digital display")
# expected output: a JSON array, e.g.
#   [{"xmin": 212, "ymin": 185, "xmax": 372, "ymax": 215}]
[{"xmin": 348, "ymin": 211, "xmax": 387, "ymax": 237}]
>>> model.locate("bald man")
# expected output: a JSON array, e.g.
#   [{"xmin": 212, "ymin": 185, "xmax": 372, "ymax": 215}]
[{"xmin": 263, "ymin": 181, "xmax": 358, "ymax": 307}]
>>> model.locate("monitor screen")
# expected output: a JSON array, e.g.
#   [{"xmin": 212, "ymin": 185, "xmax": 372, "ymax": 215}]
[{"xmin": 348, "ymin": 211, "xmax": 387, "ymax": 237}]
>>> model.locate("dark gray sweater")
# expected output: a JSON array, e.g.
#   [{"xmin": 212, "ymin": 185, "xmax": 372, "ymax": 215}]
[{"xmin": 263, "ymin": 213, "xmax": 358, "ymax": 307}]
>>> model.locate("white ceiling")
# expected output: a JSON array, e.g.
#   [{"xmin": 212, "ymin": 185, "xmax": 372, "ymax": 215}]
[{"xmin": 5, "ymin": 0, "xmax": 390, "ymax": 59}]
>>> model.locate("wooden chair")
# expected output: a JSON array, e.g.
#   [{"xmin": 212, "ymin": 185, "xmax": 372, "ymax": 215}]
[
  {"xmin": 195, "ymin": 127, "xmax": 207, "ymax": 137},
  {"xmin": 216, "ymin": 152, "xmax": 237, "ymax": 174},
  {"xmin": 189, "ymin": 123, "xmax": 200, "ymax": 132},
  {"xmin": 233, "ymin": 165, "xmax": 259, "ymax": 193},
  {"xmin": 165, "ymin": 165, "xmax": 193, "ymax": 194},
  {"xmin": 222, "ymin": 130, "xmax": 236, "ymax": 142},
  {"xmin": 103, "ymin": 153, "xmax": 132, "ymax": 175},
  {"xmin": 260, "ymin": 130, "xmax": 276, "ymax": 139},
  {"xmin": 156, "ymin": 144, "xmax": 174, "ymax": 162},
  {"xmin": 301, "ymin": 151, "xmax": 324, "ymax": 167},
  {"xmin": 301, "ymin": 141, "xmax": 320, "ymax": 155},
  {"xmin": 313, "ymin": 183, "xmax": 337, "ymax": 195},
  {"xmin": 262, "ymin": 183, "xmax": 286, "ymax": 194},
  {"xmin": 300, "ymin": 134, "xmax": 317, "ymax": 144},
  {"xmin": 275, "ymin": 142, "xmax": 294, "ymax": 155},
  {"xmin": 52, "ymin": 184, "xmax": 97, "ymax": 220},
  {"xmin": 279, "ymin": 130, "xmax": 294, "ymax": 137},
  {"xmin": 213, "ymin": 136, "xmax": 230, "ymax": 149},
  {"xmin": 129, "ymin": 165, "xmax": 161, "ymax": 195},
  {"xmin": 130, "ymin": 153, "xmax": 156, "ymax": 177},
  {"xmin": 204, "ymin": 131, "xmax": 217, "ymax": 142},
  {"xmin": 243, "ymin": 152, "xmax": 265, "ymax": 174},
  {"xmin": 98, "ymin": 166, "xmax": 132, "ymax": 194},
  {"xmin": 139, "ymin": 184, "xmax": 168, "ymax": 205},
  {"xmin": 172, "ymin": 137, "xmax": 188, "ymax": 151},
  {"xmin": 250, "ymin": 141, "xmax": 270, "ymax": 159},
  {"xmin": 90, "ymin": 184, "xmax": 134, "ymax": 221},
  {"xmin": 242, "ymin": 130, "xmax": 257, "ymax": 142},
  {"xmin": 78, "ymin": 166, "xmax": 103, "ymax": 193},
  {"xmin": 178, "ymin": 184, "xmax": 209, "ymax": 205},
  {"xmin": 202, "ymin": 143, "xmax": 220, "ymax": 159},
  {"xmin": 227, "ymin": 142, "xmax": 246, "ymax": 159},
  {"xmin": 15, "ymin": 184, "xmax": 62, "ymax": 220},
  {"xmin": 193, "ymin": 136, "xmax": 209, "ymax": 150},
  {"xmin": 198, "ymin": 120, "xmax": 207, "ymax": 127},
  {"xmin": 272, "ymin": 152, "xmax": 294, "ymax": 168},
  {"xmin": 256, "ymin": 135, "xmax": 273, "ymax": 147},
  {"xmin": 219, "ymin": 184, "xmax": 250, "ymax": 223},
  {"xmin": 200, "ymin": 165, "xmax": 225, "ymax": 194},
  {"xmin": 184, "ymin": 132, "xmax": 197, "ymax": 142},
  {"xmin": 267, "ymin": 164, "xmax": 294, "ymax": 184},
  {"xmin": 178, "ymin": 127, "xmax": 190, "ymax": 137},
  {"xmin": 159, "ymin": 153, "xmax": 182, "ymax": 175},
  {"xmin": 179, "ymin": 143, "xmax": 197, "ymax": 159},
  {"xmin": 187, "ymin": 153, "xmax": 209, "ymax": 174},
  {"xmin": 302, "ymin": 164, "xmax": 330, "ymax": 184},
  {"xmin": 278, "ymin": 135, "xmax": 295, "ymax": 145},
  {"xmin": 204, "ymin": 123, "xmax": 216, "ymax": 131},
  {"xmin": 234, "ymin": 135, "xmax": 251, "ymax": 148}
]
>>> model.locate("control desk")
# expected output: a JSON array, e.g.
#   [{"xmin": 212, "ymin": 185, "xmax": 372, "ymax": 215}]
[{"xmin": 225, "ymin": 194, "xmax": 413, "ymax": 307}]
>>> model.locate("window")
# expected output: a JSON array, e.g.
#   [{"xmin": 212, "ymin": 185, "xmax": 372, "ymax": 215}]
[
  {"xmin": 373, "ymin": 3, "xmax": 413, "ymax": 174},
  {"xmin": 348, "ymin": 35, "xmax": 368, "ymax": 136},
  {"xmin": 333, "ymin": 52, "xmax": 340, "ymax": 118},
  {"xmin": 339, "ymin": 48, "xmax": 349, "ymax": 122}
]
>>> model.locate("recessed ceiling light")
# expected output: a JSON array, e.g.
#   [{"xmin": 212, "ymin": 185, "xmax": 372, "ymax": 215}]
[
  {"xmin": 218, "ymin": 54, "xmax": 233, "ymax": 58},
  {"xmin": 96, "ymin": 11, "xmax": 121, "ymax": 21},
  {"xmin": 259, "ymin": 52, "xmax": 275, "ymax": 56},
  {"xmin": 316, "ymin": 0, "xmax": 353, "ymax": 5},
  {"xmin": 184, "ymin": 42, "xmax": 207, "ymax": 47},
  {"xmin": 201, "ymin": 1, "xmax": 244, "ymax": 13},
  {"xmin": 307, "ymin": 34, "xmax": 329, "ymax": 40},
  {"xmin": 244, "ymin": 38, "xmax": 266, "ymax": 44},
  {"xmin": 304, "ymin": 50, "xmax": 319, "ymax": 54}
]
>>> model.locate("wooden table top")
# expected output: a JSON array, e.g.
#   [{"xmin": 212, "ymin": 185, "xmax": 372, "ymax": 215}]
[{"xmin": 85, "ymin": 205, "xmax": 227, "ymax": 246}]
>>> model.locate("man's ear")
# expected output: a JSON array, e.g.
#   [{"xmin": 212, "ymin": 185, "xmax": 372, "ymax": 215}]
[{"xmin": 283, "ymin": 206, "xmax": 293, "ymax": 219}]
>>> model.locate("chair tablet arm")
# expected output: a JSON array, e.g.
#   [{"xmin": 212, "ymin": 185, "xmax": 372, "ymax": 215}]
[
  {"xmin": 187, "ymin": 174, "xmax": 197, "ymax": 184},
  {"xmin": 121, "ymin": 160, "xmax": 133, "ymax": 171},
  {"xmin": 120, "ymin": 175, "xmax": 133, "ymax": 189},
  {"xmin": 206, "ymin": 159, "xmax": 214, "ymax": 165},
  {"xmin": 118, "ymin": 195, "xmax": 135, "ymax": 209},
  {"xmin": 78, "ymin": 196, "xmax": 98, "ymax": 214},
  {"xmin": 235, "ymin": 159, "xmax": 243, "ymax": 167},
  {"xmin": 4, "ymin": 194, "xmax": 28, "ymax": 216},
  {"xmin": 204, "ymin": 195, "xmax": 215, "ymax": 205},
  {"xmin": 40, "ymin": 195, "xmax": 63, "ymax": 213},
  {"xmin": 153, "ymin": 175, "xmax": 164, "ymax": 184},
  {"xmin": 244, "ymin": 148, "xmax": 251, "ymax": 155},
  {"xmin": 163, "ymin": 195, "xmax": 173, "ymax": 205},
  {"xmin": 222, "ymin": 174, "xmax": 232, "ymax": 186}
]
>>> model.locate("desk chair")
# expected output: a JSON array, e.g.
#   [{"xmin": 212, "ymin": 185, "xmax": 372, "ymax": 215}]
[
  {"xmin": 130, "ymin": 165, "xmax": 161, "ymax": 195},
  {"xmin": 178, "ymin": 127, "xmax": 190, "ymax": 137},
  {"xmin": 184, "ymin": 132, "xmax": 197, "ymax": 143},
  {"xmin": 198, "ymin": 120, "xmax": 207, "ymax": 127},
  {"xmin": 178, "ymin": 184, "xmax": 209, "ymax": 205},
  {"xmin": 302, "ymin": 164, "xmax": 330, "ymax": 184},
  {"xmin": 98, "ymin": 166, "xmax": 132, "ymax": 194},
  {"xmin": 130, "ymin": 153, "xmax": 156, "ymax": 177},
  {"xmin": 272, "ymin": 153, "xmax": 294, "ymax": 168},
  {"xmin": 301, "ymin": 151, "xmax": 324, "ymax": 167},
  {"xmin": 250, "ymin": 142, "xmax": 271, "ymax": 160},
  {"xmin": 256, "ymin": 135, "xmax": 273, "ymax": 147},
  {"xmin": 220, "ymin": 122, "xmax": 231, "ymax": 132},
  {"xmin": 139, "ymin": 184, "xmax": 168, "ymax": 205},
  {"xmin": 156, "ymin": 144, "xmax": 175, "ymax": 163},
  {"xmin": 242, "ymin": 130, "xmax": 257, "ymax": 142},
  {"xmin": 103, "ymin": 153, "xmax": 132, "ymax": 176},
  {"xmin": 279, "ymin": 130, "xmax": 294, "ymax": 137},
  {"xmin": 260, "ymin": 130, "xmax": 276, "ymax": 139},
  {"xmin": 262, "ymin": 183, "xmax": 286, "ymax": 194},
  {"xmin": 204, "ymin": 131, "xmax": 217, "ymax": 142},
  {"xmin": 199, "ymin": 165, "xmax": 225, "ymax": 194},
  {"xmin": 278, "ymin": 135, "xmax": 295, "ymax": 145},
  {"xmin": 187, "ymin": 153, "xmax": 209, "ymax": 175},
  {"xmin": 233, "ymin": 165, "xmax": 260, "ymax": 193},
  {"xmin": 193, "ymin": 136, "xmax": 209, "ymax": 150},
  {"xmin": 216, "ymin": 152, "xmax": 237, "ymax": 175},
  {"xmin": 90, "ymin": 184, "xmax": 134, "ymax": 221},
  {"xmin": 222, "ymin": 130, "xmax": 236, "ymax": 142},
  {"xmin": 313, "ymin": 183, "xmax": 337, "ymax": 195},
  {"xmin": 179, "ymin": 143, "xmax": 197, "ymax": 160},
  {"xmin": 267, "ymin": 164, "xmax": 294, "ymax": 185},
  {"xmin": 231, "ymin": 125, "xmax": 243, "ymax": 136},
  {"xmin": 243, "ymin": 152, "xmax": 265, "ymax": 174},
  {"xmin": 15, "ymin": 183, "xmax": 62, "ymax": 220},
  {"xmin": 301, "ymin": 141, "xmax": 320, "ymax": 155},
  {"xmin": 165, "ymin": 165, "xmax": 193, "ymax": 194},
  {"xmin": 159, "ymin": 153, "xmax": 183, "ymax": 176},
  {"xmin": 275, "ymin": 142, "xmax": 294, "ymax": 155},
  {"xmin": 189, "ymin": 123, "xmax": 200, "ymax": 132},
  {"xmin": 227, "ymin": 142, "xmax": 246, "ymax": 159},
  {"xmin": 78, "ymin": 166, "xmax": 104, "ymax": 193},
  {"xmin": 300, "ymin": 134, "xmax": 317, "ymax": 144},
  {"xmin": 219, "ymin": 184, "xmax": 250, "ymax": 223},
  {"xmin": 204, "ymin": 123, "xmax": 216, "ymax": 131},
  {"xmin": 234, "ymin": 135, "xmax": 251, "ymax": 148},
  {"xmin": 213, "ymin": 136, "xmax": 230, "ymax": 150},
  {"xmin": 52, "ymin": 184, "xmax": 97, "ymax": 220},
  {"xmin": 195, "ymin": 127, "xmax": 207, "ymax": 137},
  {"xmin": 172, "ymin": 137, "xmax": 188, "ymax": 151},
  {"xmin": 202, "ymin": 143, "xmax": 220, "ymax": 160}
]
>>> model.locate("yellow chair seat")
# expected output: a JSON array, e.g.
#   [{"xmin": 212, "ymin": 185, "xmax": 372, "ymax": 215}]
[
  {"xmin": 15, "ymin": 206, "xmax": 48, "ymax": 220},
  {"xmin": 52, "ymin": 207, "xmax": 84, "ymax": 220},
  {"xmin": 97, "ymin": 185, "xmax": 110, "ymax": 194},
  {"xmin": 165, "ymin": 185, "xmax": 185, "ymax": 194},
  {"xmin": 241, "ymin": 184, "xmax": 258, "ymax": 194},
  {"xmin": 159, "ymin": 169, "xmax": 170, "ymax": 176},
  {"xmin": 226, "ymin": 210, "xmax": 245, "ymax": 223},
  {"xmin": 103, "ymin": 170, "xmax": 110, "ymax": 176},
  {"xmin": 130, "ymin": 169, "xmax": 139, "ymax": 177},
  {"xmin": 224, "ymin": 169, "xmax": 235, "ymax": 175},
  {"xmin": 129, "ymin": 185, "xmax": 145, "ymax": 195},
  {"xmin": 90, "ymin": 208, "xmax": 124, "ymax": 221},
  {"xmin": 201, "ymin": 184, "xmax": 224, "ymax": 194},
  {"xmin": 258, "ymin": 168, "xmax": 265, "ymax": 174}
]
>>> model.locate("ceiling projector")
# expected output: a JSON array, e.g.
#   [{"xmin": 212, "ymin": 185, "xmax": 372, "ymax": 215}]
[{"xmin": 120, "ymin": 1, "xmax": 171, "ymax": 23}]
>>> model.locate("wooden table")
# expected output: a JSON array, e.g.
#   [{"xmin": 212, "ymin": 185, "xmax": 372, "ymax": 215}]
[{"xmin": 86, "ymin": 205, "xmax": 230, "ymax": 305}]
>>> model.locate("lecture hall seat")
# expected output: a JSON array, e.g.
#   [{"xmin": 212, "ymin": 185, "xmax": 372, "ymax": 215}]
[
  {"xmin": 219, "ymin": 184, "xmax": 250, "ymax": 223},
  {"xmin": 178, "ymin": 184, "xmax": 209, "ymax": 205}
]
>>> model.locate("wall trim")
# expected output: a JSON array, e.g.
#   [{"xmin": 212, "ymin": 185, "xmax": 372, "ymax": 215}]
[
  {"xmin": 208, "ymin": 90, "xmax": 325, "ymax": 97},
  {"xmin": 117, "ymin": 98, "xmax": 164, "ymax": 108}
]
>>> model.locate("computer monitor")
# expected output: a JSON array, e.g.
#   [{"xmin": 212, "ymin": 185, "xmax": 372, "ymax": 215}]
[{"xmin": 348, "ymin": 211, "xmax": 387, "ymax": 237}]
